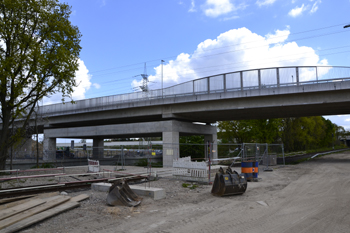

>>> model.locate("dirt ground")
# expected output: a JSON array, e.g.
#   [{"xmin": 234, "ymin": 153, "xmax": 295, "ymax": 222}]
[{"xmin": 17, "ymin": 151, "xmax": 350, "ymax": 233}]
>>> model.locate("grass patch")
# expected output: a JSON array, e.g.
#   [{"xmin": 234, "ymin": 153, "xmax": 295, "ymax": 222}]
[
  {"xmin": 31, "ymin": 163, "xmax": 55, "ymax": 169},
  {"xmin": 182, "ymin": 183, "xmax": 198, "ymax": 189},
  {"xmin": 134, "ymin": 158, "xmax": 163, "ymax": 167}
]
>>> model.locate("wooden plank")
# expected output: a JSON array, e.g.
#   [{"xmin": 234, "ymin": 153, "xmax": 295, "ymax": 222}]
[
  {"xmin": 70, "ymin": 194, "xmax": 89, "ymax": 202},
  {"xmin": 0, "ymin": 173, "xmax": 65, "ymax": 181},
  {"xmin": 0, "ymin": 195, "xmax": 35, "ymax": 205},
  {"xmin": 0, "ymin": 196, "xmax": 70, "ymax": 230},
  {"xmin": 0, "ymin": 199, "xmax": 45, "ymax": 221},
  {"xmin": 0, "ymin": 192, "xmax": 59, "ymax": 211},
  {"xmin": 0, "ymin": 184, "xmax": 65, "ymax": 193},
  {"xmin": 0, "ymin": 201, "xmax": 80, "ymax": 233}
]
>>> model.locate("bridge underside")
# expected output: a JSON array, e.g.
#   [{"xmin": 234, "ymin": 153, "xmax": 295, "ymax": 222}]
[{"xmin": 43, "ymin": 120, "xmax": 217, "ymax": 167}]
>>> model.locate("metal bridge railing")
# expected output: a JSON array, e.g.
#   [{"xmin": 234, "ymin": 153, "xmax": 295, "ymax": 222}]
[{"xmin": 38, "ymin": 66, "xmax": 350, "ymax": 116}]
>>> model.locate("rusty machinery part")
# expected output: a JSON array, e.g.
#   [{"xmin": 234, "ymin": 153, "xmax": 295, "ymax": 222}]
[
  {"xmin": 106, "ymin": 180, "xmax": 142, "ymax": 207},
  {"xmin": 211, "ymin": 166, "xmax": 247, "ymax": 197}
]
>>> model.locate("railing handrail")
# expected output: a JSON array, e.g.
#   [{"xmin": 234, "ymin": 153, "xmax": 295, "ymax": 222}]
[{"xmin": 34, "ymin": 65, "xmax": 350, "ymax": 116}]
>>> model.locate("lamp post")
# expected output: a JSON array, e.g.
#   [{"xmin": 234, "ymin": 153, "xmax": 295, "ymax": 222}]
[
  {"xmin": 344, "ymin": 24, "xmax": 350, "ymax": 28},
  {"xmin": 161, "ymin": 60, "xmax": 164, "ymax": 98}
]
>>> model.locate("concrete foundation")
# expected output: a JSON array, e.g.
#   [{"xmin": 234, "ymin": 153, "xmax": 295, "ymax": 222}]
[{"xmin": 91, "ymin": 182, "xmax": 166, "ymax": 200}]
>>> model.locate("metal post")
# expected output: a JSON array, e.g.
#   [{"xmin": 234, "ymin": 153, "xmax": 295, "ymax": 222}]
[
  {"xmin": 240, "ymin": 71, "xmax": 243, "ymax": 91},
  {"xmin": 223, "ymin": 74, "xmax": 226, "ymax": 92},
  {"xmin": 282, "ymin": 144, "xmax": 285, "ymax": 166},
  {"xmin": 258, "ymin": 69, "xmax": 261, "ymax": 89},
  {"xmin": 207, "ymin": 77, "xmax": 210, "ymax": 94},
  {"xmin": 315, "ymin": 66, "xmax": 318, "ymax": 83},
  {"xmin": 207, "ymin": 141, "xmax": 211, "ymax": 184},
  {"xmin": 193, "ymin": 80, "xmax": 195, "ymax": 95},
  {"xmin": 276, "ymin": 68, "xmax": 280, "ymax": 87},
  {"xmin": 161, "ymin": 60, "xmax": 164, "ymax": 98},
  {"xmin": 296, "ymin": 67, "xmax": 299, "ymax": 85}
]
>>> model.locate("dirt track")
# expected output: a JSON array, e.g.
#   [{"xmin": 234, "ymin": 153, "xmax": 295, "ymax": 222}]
[{"xmin": 24, "ymin": 151, "xmax": 350, "ymax": 233}]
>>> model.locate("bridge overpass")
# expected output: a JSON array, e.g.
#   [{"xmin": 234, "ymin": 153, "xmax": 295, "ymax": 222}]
[{"xmin": 7, "ymin": 66, "xmax": 350, "ymax": 166}]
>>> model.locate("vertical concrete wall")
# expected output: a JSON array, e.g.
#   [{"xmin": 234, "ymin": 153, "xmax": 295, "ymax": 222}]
[
  {"xmin": 162, "ymin": 131, "xmax": 179, "ymax": 167},
  {"xmin": 43, "ymin": 137, "xmax": 56, "ymax": 161},
  {"xmin": 93, "ymin": 138, "xmax": 104, "ymax": 159}
]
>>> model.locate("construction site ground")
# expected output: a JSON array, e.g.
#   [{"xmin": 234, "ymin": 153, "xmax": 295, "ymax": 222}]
[{"xmin": 12, "ymin": 151, "xmax": 350, "ymax": 232}]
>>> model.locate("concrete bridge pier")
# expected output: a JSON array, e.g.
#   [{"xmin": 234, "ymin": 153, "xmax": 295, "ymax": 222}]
[
  {"xmin": 92, "ymin": 138, "xmax": 104, "ymax": 159},
  {"xmin": 161, "ymin": 121, "xmax": 217, "ymax": 167},
  {"xmin": 43, "ymin": 137, "xmax": 56, "ymax": 161}
]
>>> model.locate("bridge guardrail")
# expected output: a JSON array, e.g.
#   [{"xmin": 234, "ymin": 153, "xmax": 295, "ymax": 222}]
[{"xmin": 38, "ymin": 66, "xmax": 350, "ymax": 116}]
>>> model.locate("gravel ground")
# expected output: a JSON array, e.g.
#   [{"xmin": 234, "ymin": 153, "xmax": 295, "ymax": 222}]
[{"xmin": 2, "ymin": 152, "xmax": 350, "ymax": 233}]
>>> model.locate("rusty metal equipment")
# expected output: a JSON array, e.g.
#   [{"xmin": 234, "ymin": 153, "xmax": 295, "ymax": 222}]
[
  {"xmin": 211, "ymin": 167, "xmax": 247, "ymax": 196},
  {"xmin": 106, "ymin": 180, "xmax": 142, "ymax": 207}
]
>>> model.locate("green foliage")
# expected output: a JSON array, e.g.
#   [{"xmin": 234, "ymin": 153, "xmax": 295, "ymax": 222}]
[
  {"xmin": 218, "ymin": 116, "xmax": 345, "ymax": 153},
  {"xmin": 134, "ymin": 158, "xmax": 162, "ymax": 167},
  {"xmin": 182, "ymin": 183, "xmax": 190, "ymax": 188},
  {"xmin": 0, "ymin": 0, "xmax": 82, "ymax": 169},
  {"xmin": 31, "ymin": 163, "xmax": 55, "ymax": 169},
  {"xmin": 179, "ymin": 135, "xmax": 205, "ymax": 159}
]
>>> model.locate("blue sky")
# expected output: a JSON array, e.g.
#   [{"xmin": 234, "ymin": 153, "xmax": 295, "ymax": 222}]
[{"xmin": 51, "ymin": 0, "xmax": 350, "ymax": 136}]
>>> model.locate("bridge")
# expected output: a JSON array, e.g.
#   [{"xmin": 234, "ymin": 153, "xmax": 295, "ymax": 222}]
[{"xmin": 11, "ymin": 66, "xmax": 350, "ymax": 166}]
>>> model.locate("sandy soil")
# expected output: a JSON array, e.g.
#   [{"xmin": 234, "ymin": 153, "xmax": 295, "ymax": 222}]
[{"xmin": 14, "ymin": 151, "xmax": 350, "ymax": 233}]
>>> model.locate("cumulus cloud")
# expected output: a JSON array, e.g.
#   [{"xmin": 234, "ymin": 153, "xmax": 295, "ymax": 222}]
[
  {"xmin": 132, "ymin": 27, "xmax": 328, "ymax": 90},
  {"xmin": 202, "ymin": 0, "xmax": 235, "ymax": 17},
  {"xmin": 43, "ymin": 59, "xmax": 93, "ymax": 104},
  {"xmin": 288, "ymin": 4, "xmax": 307, "ymax": 17},
  {"xmin": 256, "ymin": 0, "xmax": 278, "ymax": 7}
]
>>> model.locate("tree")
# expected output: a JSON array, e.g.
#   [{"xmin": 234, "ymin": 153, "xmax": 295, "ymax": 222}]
[{"xmin": 0, "ymin": 0, "xmax": 81, "ymax": 169}]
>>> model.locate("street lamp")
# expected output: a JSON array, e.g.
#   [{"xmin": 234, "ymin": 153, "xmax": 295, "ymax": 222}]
[
  {"xmin": 344, "ymin": 24, "xmax": 350, "ymax": 28},
  {"xmin": 161, "ymin": 60, "xmax": 165, "ymax": 98}
]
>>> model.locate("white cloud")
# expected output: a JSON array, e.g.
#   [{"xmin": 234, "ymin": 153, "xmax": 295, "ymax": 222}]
[
  {"xmin": 310, "ymin": 0, "xmax": 321, "ymax": 14},
  {"xmin": 256, "ymin": 0, "xmax": 277, "ymax": 7},
  {"xmin": 132, "ymin": 27, "xmax": 327, "ymax": 90},
  {"xmin": 43, "ymin": 59, "xmax": 93, "ymax": 104},
  {"xmin": 202, "ymin": 0, "xmax": 235, "ymax": 17},
  {"xmin": 93, "ymin": 83, "xmax": 101, "ymax": 89},
  {"xmin": 345, "ymin": 118, "xmax": 350, "ymax": 122},
  {"xmin": 189, "ymin": 0, "xmax": 196, "ymax": 12},
  {"xmin": 265, "ymin": 28, "xmax": 290, "ymax": 44},
  {"xmin": 288, "ymin": 4, "xmax": 307, "ymax": 17}
]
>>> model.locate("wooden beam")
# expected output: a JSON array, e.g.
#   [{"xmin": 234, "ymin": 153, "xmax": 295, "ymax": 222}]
[
  {"xmin": 0, "ymin": 196, "xmax": 70, "ymax": 230},
  {"xmin": 0, "ymin": 195, "xmax": 35, "ymax": 205},
  {"xmin": 0, "ymin": 192, "xmax": 59, "ymax": 211},
  {"xmin": 70, "ymin": 194, "xmax": 89, "ymax": 202},
  {"xmin": 0, "ymin": 201, "xmax": 80, "ymax": 233},
  {"xmin": 0, "ymin": 199, "xmax": 45, "ymax": 221}
]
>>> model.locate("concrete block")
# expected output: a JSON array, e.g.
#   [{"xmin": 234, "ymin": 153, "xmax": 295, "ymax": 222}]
[
  {"xmin": 91, "ymin": 183, "xmax": 166, "ymax": 200},
  {"xmin": 129, "ymin": 185, "xmax": 166, "ymax": 200},
  {"xmin": 91, "ymin": 182, "xmax": 111, "ymax": 192}
]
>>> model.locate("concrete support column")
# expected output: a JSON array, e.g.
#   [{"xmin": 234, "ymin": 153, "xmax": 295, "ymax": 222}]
[
  {"xmin": 92, "ymin": 138, "xmax": 104, "ymax": 159},
  {"xmin": 43, "ymin": 137, "xmax": 56, "ymax": 161},
  {"xmin": 162, "ymin": 131, "xmax": 179, "ymax": 167},
  {"xmin": 204, "ymin": 133, "xmax": 218, "ymax": 162}
]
